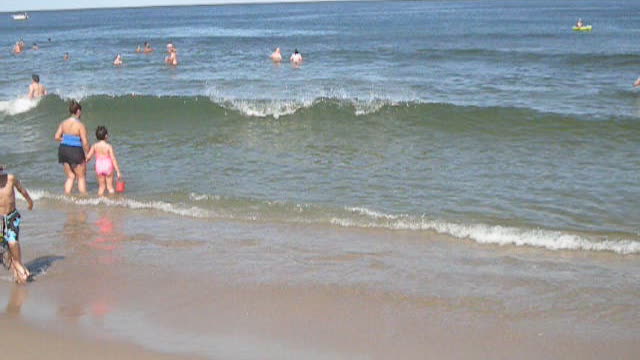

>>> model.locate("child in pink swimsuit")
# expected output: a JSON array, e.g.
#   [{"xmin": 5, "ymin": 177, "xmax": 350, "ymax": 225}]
[{"xmin": 86, "ymin": 126, "xmax": 122, "ymax": 196}]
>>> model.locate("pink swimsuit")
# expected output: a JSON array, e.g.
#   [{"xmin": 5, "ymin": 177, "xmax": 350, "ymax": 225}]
[{"xmin": 95, "ymin": 154, "xmax": 114, "ymax": 176}]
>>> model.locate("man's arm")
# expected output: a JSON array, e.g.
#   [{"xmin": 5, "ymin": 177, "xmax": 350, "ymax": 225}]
[{"xmin": 13, "ymin": 177, "xmax": 33, "ymax": 210}]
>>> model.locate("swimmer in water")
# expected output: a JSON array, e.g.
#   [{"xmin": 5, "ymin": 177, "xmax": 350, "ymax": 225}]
[
  {"xmin": 32, "ymin": 43, "xmax": 38, "ymax": 50},
  {"xmin": 634, "ymin": 77, "xmax": 640, "ymax": 87},
  {"xmin": 13, "ymin": 42, "xmax": 22, "ymax": 54},
  {"xmin": 290, "ymin": 49, "xmax": 303, "ymax": 66},
  {"xmin": 143, "ymin": 41, "xmax": 154, "ymax": 53},
  {"xmin": 270, "ymin": 47, "xmax": 282, "ymax": 63},
  {"xmin": 136, "ymin": 45, "xmax": 142, "ymax": 53},
  {"xmin": 64, "ymin": 52, "xmax": 70, "ymax": 61},
  {"xmin": 165, "ymin": 47, "xmax": 178, "ymax": 66},
  {"xmin": 28, "ymin": 74, "xmax": 47, "ymax": 99},
  {"xmin": 113, "ymin": 54, "xmax": 123, "ymax": 66}
]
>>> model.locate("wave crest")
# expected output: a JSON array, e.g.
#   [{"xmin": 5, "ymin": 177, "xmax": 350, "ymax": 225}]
[
  {"xmin": 27, "ymin": 190, "xmax": 640, "ymax": 255},
  {"xmin": 336, "ymin": 207, "xmax": 640, "ymax": 255},
  {"xmin": 0, "ymin": 97, "xmax": 41, "ymax": 116}
]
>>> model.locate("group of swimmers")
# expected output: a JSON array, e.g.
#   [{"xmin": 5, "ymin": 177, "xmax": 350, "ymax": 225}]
[
  {"xmin": 10, "ymin": 37, "xmax": 178, "ymax": 67},
  {"xmin": 270, "ymin": 47, "xmax": 303, "ymax": 66},
  {"xmin": 113, "ymin": 41, "xmax": 178, "ymax": 66},
  {"xmin": 12, "ymin": 36, "xmax": 307, "ymax": 69},
  {"xmin": 11, "ymin": 38, "xmax": 51, "ymax": 54}
]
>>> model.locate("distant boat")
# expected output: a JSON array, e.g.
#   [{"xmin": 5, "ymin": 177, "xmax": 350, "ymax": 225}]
[
  {"xmin": 11, "ymin": 12, "xmax": 29, "ymax": 21},
  {"xmin": 572, "ymin": 25, "xmax": 592, "ymax": 32}
]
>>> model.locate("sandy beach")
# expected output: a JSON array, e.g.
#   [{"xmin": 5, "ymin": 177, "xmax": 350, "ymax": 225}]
[{"xmin": 1, "ymin": 200, "xmax": 638, "ymax": 359}]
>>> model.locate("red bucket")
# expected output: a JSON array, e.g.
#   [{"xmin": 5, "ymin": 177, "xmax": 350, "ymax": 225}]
[{"xmin": 115, "ymin": 179, "xmax": 126, "ymax": 193}]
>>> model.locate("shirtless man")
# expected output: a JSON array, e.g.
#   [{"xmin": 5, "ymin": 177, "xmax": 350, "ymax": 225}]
[
  {"xmin": 13, "ymin": 42, "xmax": 22, "ymax": 54},
  {"xmin": 28, "ymin": 74, "xmax": 47, "ymax": 99},
  {"xmin": 0, "ymin": 164, "xmax": 34, "ymax": 284},
  {"xmin": 165, "ymin": 47, "xmax": 178, "ymax": 66},
  {"xmin": 143, "ymin": 41, "xmax": 154, "ymax": 53},
  {"xmin": 113, "ymin": 54, "xmax": 123, "ymax": 66},
  {"xmin": 290, "ymin": 49, "xmax": 303, "ymax": 66},
  {"xmin": 270, "ymin": 47, "xmax": 282, "ymax": 63}
]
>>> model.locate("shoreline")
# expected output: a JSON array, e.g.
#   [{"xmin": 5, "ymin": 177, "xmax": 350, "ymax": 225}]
[{"xmin": 0, "ymin": 202, "xmax": 637, "ymax": 359}]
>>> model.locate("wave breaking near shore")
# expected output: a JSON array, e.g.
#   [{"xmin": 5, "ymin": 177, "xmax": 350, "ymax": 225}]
[{"xmin": 28, "ymin": 189, "xmax": 640, "ymax": 255}]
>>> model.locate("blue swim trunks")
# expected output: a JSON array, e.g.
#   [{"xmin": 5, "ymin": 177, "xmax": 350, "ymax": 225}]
[{"xmin": 1, "ymin": 210, "xmax": 21, "ymax": 244}]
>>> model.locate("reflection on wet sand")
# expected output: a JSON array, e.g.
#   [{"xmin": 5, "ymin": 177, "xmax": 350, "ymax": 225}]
[
  {"xmin": 90, "ymin": 211, "xmax": 126, "ymax": 265},
  {"xmin": 5, "ymin": 285, "xmax": 27, "ymax": 315},
  {"xmin": 55, "ymin": 208, "xmax": 129, "ymax": 323}
]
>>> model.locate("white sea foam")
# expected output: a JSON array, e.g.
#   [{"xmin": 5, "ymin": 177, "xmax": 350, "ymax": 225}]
[
  {"xmin": 0, "ymin": 96, "xmax": 41, "ymax": 116},
  {"xmin": 337, "ymin": 207, "xmax": 640, "ymax": 255},
  {"xmin": 204, "ymin": 83, "xmax": 406, "ymax": 118},
  {"xmin": 189, "ymin": 192, "xmax": 221, "ymax": 201},
  {"xmin": 30, "ymin": 189, "xmax": 212, "ymax": 219},
  {"xmin": 224, "ymin": 98, "xmax": 314, "ymax": 119},
  {"xmin": 27, "ymin": 190, "xmax": 639, "ymax": 255},
  {"xmin": 211, "ymin": 97, "xmax": 399, "ymax": 118},
  {"xmin": 53, "ymin": 87, "xmax": 99, "ymax": 102}
]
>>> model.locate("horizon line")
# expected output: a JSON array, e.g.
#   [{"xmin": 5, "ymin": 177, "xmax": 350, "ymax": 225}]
[{"xmin": 0, "ymin": 0, "xmax": 369, "ymax": 13}]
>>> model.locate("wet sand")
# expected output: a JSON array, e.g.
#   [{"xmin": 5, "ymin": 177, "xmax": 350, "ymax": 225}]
[
  {"xmin": 0, "ymin": 201, "xmax": 638, "ymax": 359},
  {"xmin": 0, "ymin": 314, "xmax": 204, "ymax": 360}
]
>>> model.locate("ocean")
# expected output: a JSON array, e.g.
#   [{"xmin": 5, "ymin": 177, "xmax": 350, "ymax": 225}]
[{"xmin": 1, "ymin": 1, "xmax": 639, "ymax": 358}]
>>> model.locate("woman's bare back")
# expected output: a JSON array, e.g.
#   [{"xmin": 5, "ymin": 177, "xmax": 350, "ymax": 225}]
[{"xmin": 59, "ymin": 117, "xmax": 85, "ymax": 136}]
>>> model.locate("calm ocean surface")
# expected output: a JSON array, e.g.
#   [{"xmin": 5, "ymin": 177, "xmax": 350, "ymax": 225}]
[{"xmin": 1, "ymin": 0, "xmax": 639, "ymax": 254}]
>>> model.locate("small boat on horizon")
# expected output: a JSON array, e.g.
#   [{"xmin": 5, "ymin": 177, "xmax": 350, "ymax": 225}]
[
  {"xmin": 11, "ymin": 12, "xmax": 29, "ymax": 21},
  {"xmin": 572, "ymin": 25, "xmax": 592, "ymax": 32}
]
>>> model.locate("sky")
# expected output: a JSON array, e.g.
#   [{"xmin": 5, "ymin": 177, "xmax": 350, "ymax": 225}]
[{"xmin": 1, "ymin": 0, "xmax": 323, "ymax": 12}]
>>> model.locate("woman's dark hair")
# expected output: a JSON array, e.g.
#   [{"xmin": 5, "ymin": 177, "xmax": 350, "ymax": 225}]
[
  {"xmin": 69, "ymin": 100, "xmax": 82, "ymax": 115},
  {"xmin": 95, "ymin": 126, "xmax": 108, "ymax": 140}
]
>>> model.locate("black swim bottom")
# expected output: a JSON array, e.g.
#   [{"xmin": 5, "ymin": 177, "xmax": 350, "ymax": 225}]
[{"xmin": 58, "ymin": 144, "xmax": 85, "ymax": 166}]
